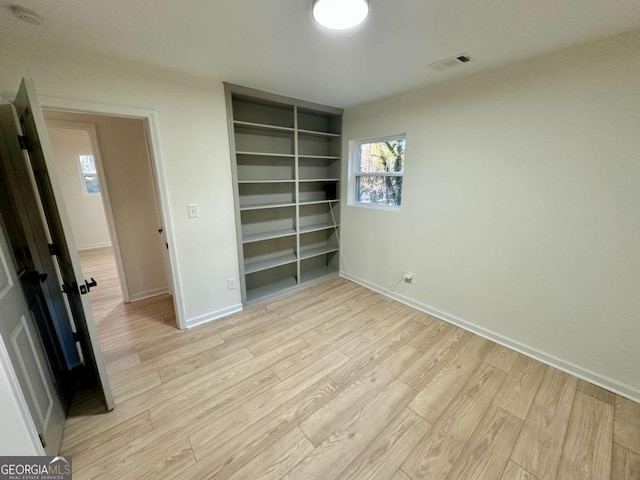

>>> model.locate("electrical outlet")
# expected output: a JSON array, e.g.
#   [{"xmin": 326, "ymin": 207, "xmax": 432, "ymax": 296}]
[
  {"xmin": 187, "ymin": 204, "xmax": 199, "ymax": 218},
  {"xmin": 227, "ymin": 278, "xmax": 236, "ymax": 290},
  {"xmin": 403, "ymin": 272, "xmax": 414, "ymax": 283}
]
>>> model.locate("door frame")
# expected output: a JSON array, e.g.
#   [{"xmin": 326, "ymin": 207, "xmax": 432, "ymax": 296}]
[
  {"xmin": 45, "ymin": 119, "xmax": 132, "ymax": 303},
  {"xmin": 2, "ymin": 94, "xmax": 186, "ymax": 330}
]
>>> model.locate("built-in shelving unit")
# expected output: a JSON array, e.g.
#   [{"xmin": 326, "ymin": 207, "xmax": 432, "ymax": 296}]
[{"xmin": 226, "ymin": 84, "xmax": 343, "ymax": 306}]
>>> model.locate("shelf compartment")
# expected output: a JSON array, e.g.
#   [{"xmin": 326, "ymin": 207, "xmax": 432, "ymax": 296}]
[
  {"xmin": 237, "ymin": 154, "xmax": 295, "ymax": 182},
  {"xmin": 298, "ymin": 134, "xmax": 341, "ymax": 158},
  {"xmin": 235, "ymin": 127, "xmax": 294, "ymax": 155},
  {"xmin": 238, "ymin": 183, "xmax": 295, "ymax": 209},
  {"xmin": 297, "ymin": 108, "xmax": 341, "ymax": 135},
  {"xmin": 246, "ymin": 264, "xmax": 298, "ymax": 303},
  {"xmin": 299, "ymin": 181, "xmax": 339, "ymax": 203},
  {"xmin": 299, "ymin": 155, "xmax": 340, "ymax": 181},
  {"xmin": 300, "ymin": 254, "xmax": 339, "ymax": 285},
  {"xmin": 232, "ymin": 95, "xmax": 294, "ymax": 128},
  {"xmin": 244, "ymin": 236, "xmax": 297, "ymax": 274},
  {"xmin": 241, "ymin": 207, "xmax": 296, "ymax": 243},
  {"xmin": 299, "ymin": 203, "xmax": 340, "ymax": 230},
  {"xmin": 299, "ymin": 229, "xmax": 339, "ymax": 260}
]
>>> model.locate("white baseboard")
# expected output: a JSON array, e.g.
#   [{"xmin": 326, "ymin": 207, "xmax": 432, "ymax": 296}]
[
  {"xmin": 129, "ymin": 288, "xmax": 170, "ymax": 303},
  {"xmin": 77, "ymin": 242, "xmax": 112, "ymax": 251},
  {"xmin": 340, "ymin": 272, "xmax": 640, "ymax": 403},
  {"xmin": 185, "ymin": 303, "xmax": 243, "ymax": 329}
]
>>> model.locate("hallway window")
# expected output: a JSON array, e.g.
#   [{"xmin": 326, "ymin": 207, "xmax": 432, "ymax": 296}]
[{"xmin": 79, "ymin": 155, "xmax": 101, "ymax": 194}]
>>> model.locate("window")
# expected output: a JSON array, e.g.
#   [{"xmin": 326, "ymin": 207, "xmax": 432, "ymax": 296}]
[
  {"xmin": 353, "ymin": 135, "xmax": 405, "ymax": 208},
  {"xmin": 79, "ymin": 155, "xmax": 101, "ymax": 194}
]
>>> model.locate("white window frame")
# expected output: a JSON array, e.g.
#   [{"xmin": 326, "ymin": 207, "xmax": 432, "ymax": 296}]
[
  {"xmin": 78, "ymin": 154, "xmax": 100, "ymax": 195},
  {"xmin": 349, "ymin": 134, "xmax": 406, "ymax": 211}
]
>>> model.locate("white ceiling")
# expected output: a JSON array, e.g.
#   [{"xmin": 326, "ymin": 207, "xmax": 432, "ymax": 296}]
[{"xmin": 1, "ymin": 0, "xmax": 639, "ymax": 107}]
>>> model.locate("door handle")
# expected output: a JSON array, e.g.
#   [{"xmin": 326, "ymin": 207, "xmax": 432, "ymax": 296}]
[{"xmin": 79, "ymin": 277, "xmax": 98, "ymax": 294}]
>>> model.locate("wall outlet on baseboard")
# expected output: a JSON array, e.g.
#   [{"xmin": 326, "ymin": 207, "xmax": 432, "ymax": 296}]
[{"xmin": 227, "ymin": 278, "xmax": 236, "ymax": 290}]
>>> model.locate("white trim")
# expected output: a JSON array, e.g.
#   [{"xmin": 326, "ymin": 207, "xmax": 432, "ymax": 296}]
[
  {"xmin": 340, "ymin": 271, "xmax": 640, "ymax": 404},
  {"xmin": 0, "ymin": 332, "xmax": 45, "ymax": 455},
  {"xmin": 29, "ymin": 95, "xmax": 186, "ymax": 330},
  {"xmin": 45, "ymin": 119, "xmax": 131, "ymax": 303},
  {"xmin": 77, "ymin": 241, "xmax": 113, "ymax": 251},
  {"xmin": 129, "ymin": 288, "xmax": 171, "ymax": 303},
  {"xmin": 185, "ymin": 304, "xmax": 243, "ymax": 329}
]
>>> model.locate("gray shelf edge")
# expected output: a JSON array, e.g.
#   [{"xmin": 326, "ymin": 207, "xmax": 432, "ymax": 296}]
[
  {"xmin": 298, "ymin": 178, "xmax": 340, "ymax": 183},
  {"xmin": 298, "ymin": 155, "xmax": 340, "ymax": 160},
  {"xmin": 239, "ymin": 202, "xmax": 296, "ymax": 211},
  {"xmin": 297, "ymin": 128, "xmax": 341, "ymax": 138},
  {"xmin": 236, "ymin": 151, "xmax": 296, "ymax": 158},
  {"xmin": 242, "ymin": 229, "xmax": 297, "ymax": 244},
  {"xmin": 238, "ymin": 180, "xmax": 295, "ymax": 184},
  {"xmin": 299, "ymin": 223, "xmax": 340, "ymax": 234},
  {"xmin": 244, "ymin": 254, "xmax": 297, "ymax": 274},
  {"xmin": 300, "ymin": 245, "xmax": 339, "ymax": 260},
  {"xmin": 298, "ymin": 199, "xmax": 340, "ymax": 206},
  {"xmin": 234, "ymin": 120, "xmax": 295, "ymax": 133}
]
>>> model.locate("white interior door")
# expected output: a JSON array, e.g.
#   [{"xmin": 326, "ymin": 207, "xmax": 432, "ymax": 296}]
[
  {"xmin": 12, "ymin": 78, "xmax": 114, "ymax": 410},
  {"xmin": 0, "ymin": 217, "xmax": 65, "ymax": 455}
]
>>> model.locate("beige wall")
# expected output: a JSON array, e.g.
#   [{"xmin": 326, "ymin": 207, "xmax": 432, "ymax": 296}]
[
  {"xmin": 0, "ymin": 37, "xmax": 241, "ymax": 324},
  {"xmin": 45, "ymin": 111, "xmax": 169, "ymax": 301},
  {"xmin": 341, "ymin": 30, "xmax": 640, "ymax": 398},
  {"xmin": 46, "ymin": 126, "xmax": 111, "ymax": 250}
]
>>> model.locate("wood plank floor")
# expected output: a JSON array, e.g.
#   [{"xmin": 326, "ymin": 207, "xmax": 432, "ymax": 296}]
[{"xmin": 65, "ymin": 247, "xmax": 640, "ymax": 480}]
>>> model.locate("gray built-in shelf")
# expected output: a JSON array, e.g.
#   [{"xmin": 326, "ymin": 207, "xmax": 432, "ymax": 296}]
[{"xmin": 225, "ymin": 84, "xmax": 343, "ymax": 306}]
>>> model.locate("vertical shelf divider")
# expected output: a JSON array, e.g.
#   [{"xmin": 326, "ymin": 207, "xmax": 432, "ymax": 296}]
[{"xmin": 294, "ymin": 105, "xmax": 301, "ymax": 286}]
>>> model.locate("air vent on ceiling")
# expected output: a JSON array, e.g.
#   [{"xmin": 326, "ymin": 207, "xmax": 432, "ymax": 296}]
[{"xmin": 428, "ymin": 53, "xmax": 471, "ymax": 72}]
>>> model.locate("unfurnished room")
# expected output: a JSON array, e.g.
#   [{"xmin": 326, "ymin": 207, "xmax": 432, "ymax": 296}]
[{"xmin": 0, "ymin": 1, "xmax": 639, "ymax": 479}]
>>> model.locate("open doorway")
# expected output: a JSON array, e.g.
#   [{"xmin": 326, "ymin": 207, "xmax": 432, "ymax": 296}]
[{"xmin": 42, "ymin": 111, "xmax": 176, "ymax": 334}]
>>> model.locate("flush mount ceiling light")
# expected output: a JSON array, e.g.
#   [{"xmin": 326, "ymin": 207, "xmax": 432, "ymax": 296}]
[{"xmin": 312, "ymin": 0, "xmax": 369, "ymax": 31}]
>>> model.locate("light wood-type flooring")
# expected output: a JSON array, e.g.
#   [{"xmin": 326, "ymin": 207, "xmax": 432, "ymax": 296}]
[{"xmin": 64, "ymin": 247, "xmax": 640, "ymax": 479}]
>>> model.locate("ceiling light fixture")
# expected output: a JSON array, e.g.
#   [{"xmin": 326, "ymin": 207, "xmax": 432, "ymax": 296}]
[{"xmin": 312, "ymin": 0, "xmax": 369, "ymax": 31}]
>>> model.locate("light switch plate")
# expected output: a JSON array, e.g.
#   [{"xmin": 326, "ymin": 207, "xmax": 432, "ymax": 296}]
[{"xmin": 187, "ymin": 204, "xmax": 199, "ymax": 218}]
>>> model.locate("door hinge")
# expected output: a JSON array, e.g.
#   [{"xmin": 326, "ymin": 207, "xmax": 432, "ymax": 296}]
[
  {"xmin": 48, "ymin": 243, "xmax": 57, "ymax": 256},
  {"xmin": 17, "ymin": 135, "xmax": 30, "ymax": 151},
  {"xmin": 38, "ymin": 433, "xmax": 47, "ymax": 448}
]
